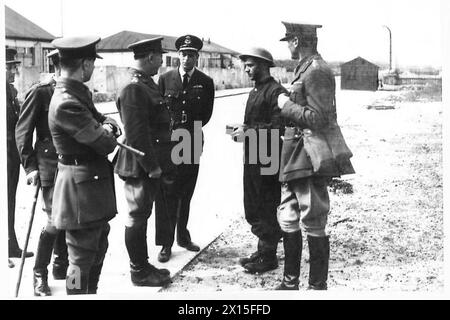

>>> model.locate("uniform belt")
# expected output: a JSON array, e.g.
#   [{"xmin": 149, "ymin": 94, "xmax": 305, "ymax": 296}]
[{"xmin": 57, "ymin": 153, "xmax": 98, "ymax": 165}]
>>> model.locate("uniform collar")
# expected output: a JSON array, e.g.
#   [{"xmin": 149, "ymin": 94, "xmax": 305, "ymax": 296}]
[
  {"xmin": 130, "ymin": 68, "xmax": 153, "ymax": 84},
  {"xmin": 179, "ymin": 67, "xmax": 195, "ymax": 79},
  {"xmin": 254, "ymin": 76, "xmax": 273, "ymax": 89},
  {"xmin": 56, "ymin": 77, "xmax": 90, "ymax": 94},
  {"xmin": 295, "ymin": 54, "xmax": 321, "ymax": 74},
  {"xmin": 56, "ymin": 77, "xmax": 93, "ymax": 105}
]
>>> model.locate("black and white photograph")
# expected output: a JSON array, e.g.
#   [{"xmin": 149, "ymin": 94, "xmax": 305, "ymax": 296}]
[{"xmin": 0, "ymin": 0, "xmax": 447, "ymax": 302}]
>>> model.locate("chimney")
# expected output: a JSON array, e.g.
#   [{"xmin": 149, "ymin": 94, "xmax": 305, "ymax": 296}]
[{"xmin": 208, "ymin": 38, "xmax": 210, "ymax": 44}]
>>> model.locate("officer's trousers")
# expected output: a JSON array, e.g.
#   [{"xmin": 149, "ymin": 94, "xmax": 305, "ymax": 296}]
[
  {"xmin": 243, "ymin": 164, "xmax": 281, "ymax": 252},
  {"xmin": 7, "ymin": 139, "xmax": 20, "ymax": 252},
  {"xmin": 155, "ymin": 163, "xmax": 199, "ymax": 246},
  {"xmin": 124, "ymin": 177, "xmax": 159, "ymax": 228},
  {"xmin": 277, "ymin": 177, "xmax": 330, "ymax": 237},
  {"xmin": 65, "ymin": 222, "xmax": 110, "ymax": 293}
]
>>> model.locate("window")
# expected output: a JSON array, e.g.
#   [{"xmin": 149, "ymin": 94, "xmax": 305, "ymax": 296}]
[{"xmin": 166, "ymin": 56, "xmax": 172, "ymax": 67}]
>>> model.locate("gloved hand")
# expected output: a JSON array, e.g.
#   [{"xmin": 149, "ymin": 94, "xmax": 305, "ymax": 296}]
[
  {"xmin": 230, "ymin": 125, "xmax": 246, "ymax": 143},
  {"xmin": 148, "ymin": 166, "xmax": 162, "ymax": 179},
  {"xmin": 103, "ymin": 117, "xmax": 122, "ymax": 138},
  {"xmin": 26, "ymin": 170, "xmax": 40, "ymax": 186},
  {"xmin": 277, "ymin": 93, "xmax": 290, "ymax": 109}
]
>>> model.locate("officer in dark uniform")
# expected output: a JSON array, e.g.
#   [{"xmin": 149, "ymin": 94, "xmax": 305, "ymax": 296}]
[
  {"xmin": 16, "ymin": 49, "xmax": 69, "ymax": 296},
  {"xmin": 48, "ymin": 36, "xmax": 120, "ymax": 294},
  {"xmin": 5, "ymin": 47, "xmax": 34, "ymax": 260},
  {"xmin": 114, "ymin": 37, "xmax": 172, "ymax": 287},
  {"xmin": 231, "ymin": 48, "xmax": 287, "ymax": 274},
  {"xmin": 275, "ymin": 22, "xmax": 354, "ymax": 290},
  {"xmin": 155, "ymin": 35, "xmax": 215, "ymax": 262}
]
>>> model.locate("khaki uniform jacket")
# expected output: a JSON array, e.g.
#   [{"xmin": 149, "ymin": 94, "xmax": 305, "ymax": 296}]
[
  {"xmin": 279, "ymin": 54, "xmax": 353, "ymax": 182},
  {"xmin": 48, "ymin": 77, "xmax": 117, "ymax": 229},
  {"xmin": 114, "ymin": 69, "xmax": 174, "ymax": 179},
  {"xmin": 16, "ymin": 77, "xmax": 58, "ymax": 187}
]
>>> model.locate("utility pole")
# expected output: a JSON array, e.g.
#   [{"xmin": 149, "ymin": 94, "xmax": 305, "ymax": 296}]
[{"xmin": 383, "ymin": 25, "xmax": 392, "ymax": 71}]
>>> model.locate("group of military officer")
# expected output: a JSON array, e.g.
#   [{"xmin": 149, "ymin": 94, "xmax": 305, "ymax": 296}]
[{"xmin": 5, "ymin": 20, "xmax": 353, "ymax": 295}]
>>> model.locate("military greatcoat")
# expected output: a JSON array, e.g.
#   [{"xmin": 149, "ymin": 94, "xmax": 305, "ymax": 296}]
[
  {"xmin": 48, "ymin": 78, "xmax": 117, "ymax": 230},
  {"xmin": 279, "ymin": 54, "xmax": 354, "ymax": 183}
]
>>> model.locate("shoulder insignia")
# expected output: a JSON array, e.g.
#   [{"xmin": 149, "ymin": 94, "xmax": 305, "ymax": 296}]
[{"xmin": 312, "ymin": 59, "xmax": 319, "ymax": 68}]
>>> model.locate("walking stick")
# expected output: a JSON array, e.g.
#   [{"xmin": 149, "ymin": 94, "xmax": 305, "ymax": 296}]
[{"xmin": 15, "ymin": 181, "xmax": 41, "ymax": 298}]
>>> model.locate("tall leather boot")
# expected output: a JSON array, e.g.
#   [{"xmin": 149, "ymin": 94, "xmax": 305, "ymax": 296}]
[
  {"xmin": 52, "ymin": 230, "xmax": 68, "ymax": 280},
  {"xmin": 66, "ymin": 265, "xmax": 89, "ymax": 295},
  {"xmin": 275, "ymin": 231, "xmax": 302, "ymax": 290},
  {"xmin": 243, "ymin": 239, "xmax": 278, "ymax": 274},
  {"xmin": 125, "ymin": 225, "xmax": 170, "ymax": 287},
  {"xmin": 307, "ymin": 235, "xmax": 330, "ymax": 290},
  {"xmin": 87, "ymin": 263, "xmax": 103, "ymax": 294},
  {"xmin": 33, "ymin": 230, "xmax": 56, "ymax": 296}
]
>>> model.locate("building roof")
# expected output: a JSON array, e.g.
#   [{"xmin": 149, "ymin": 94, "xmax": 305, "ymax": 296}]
[
  {"xmin": 5, "ymin": 5, "xmax": 55, "ymax": 42},
  {"xmin": 98, "ymin": 30, "xmax": 239, "ymax": 55},
  {"xmin": 341, "ymin": 56, "xmax": 379, "ymax": 69}
]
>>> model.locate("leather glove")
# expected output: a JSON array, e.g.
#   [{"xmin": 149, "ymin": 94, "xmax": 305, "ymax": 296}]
[
  {"xmin": 26, "ymin": 170, "xmax": 40, "ymax": 186},
  {"xmin": 230, "ymin": 125, "xmax": 246, "ymax": 143},
  {"xmin": 277, "ymin": 93, "xmax": 290, "ymax": 109},
  {"xmin": 148, "ymin": 166, "xmax": 162, "ymax": 179},
  {"xmin": 103, "ymin": 117, "xmax": 122, "ymax": 138}
]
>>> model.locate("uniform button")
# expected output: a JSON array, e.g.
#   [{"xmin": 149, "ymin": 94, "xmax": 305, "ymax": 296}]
[
  {"xmin": 197, "ymin": 97, "xmax": 200, "ymax": 100},
  {"xmin": 44, "ymin": 149, "xmax": 48, "ymax": 153},
  {"xmin": 94, "ymin": 175, "xmax": 99, "ymax": 180},
  {"xmin": 183, "ymin": 91, "xmax": 187, "ymax": 94},
  {"xmin": 182, "ymin": 101, "xmax": 186, "ymax": 104},
  {"xmin": 159, "ymin": 101, "xmax": 163, "ymax": 104},
  {"xmin": 156, "ymin": 139, "xmax": 160, "ymax": 143},
  {"xmin": 168, "ymin": 94, "xmax": 172, "ymax": 97}
]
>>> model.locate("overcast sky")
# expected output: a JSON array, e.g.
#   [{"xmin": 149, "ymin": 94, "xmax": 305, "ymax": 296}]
[{"xmin": 2, "ymin": 0, "xmax": 445, "ymax": 68}]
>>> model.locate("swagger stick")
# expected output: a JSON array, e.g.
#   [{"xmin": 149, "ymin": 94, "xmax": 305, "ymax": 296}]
[{"xmin": 117, "ymin": 141, "xmax": 145, "ymax": 157}]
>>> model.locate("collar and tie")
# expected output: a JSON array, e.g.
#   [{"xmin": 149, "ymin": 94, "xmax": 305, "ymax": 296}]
[{"xmin": 182, "ymin": 73, "xmax": 189, "ymax": 90}]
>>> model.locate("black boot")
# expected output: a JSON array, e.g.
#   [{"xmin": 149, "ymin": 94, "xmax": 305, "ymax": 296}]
[
  {"xmin": 33, "ymin": 230, "xmax": 56, "ymax": 296},
  {"xmin": 307, "ymin": 235, "xmax": 329, "ymax": 290},
  {"xmin": 243, "ymin": 239, "xmax": 278, "ymax": 274},
  {"xmin": 52, "ymin": 230, "xmax": 68, "ymax": 280},
  {"xmin": 125, "ymin": 225, "xmax": 170, "ymax": 286},
  {"xmin": 239, "ymin": 250, "xmax": 260, "ymax": 267},
  {"xmin": 88, "ymin": 263, "xmax": 103, "ymax": 294},
  {"xmin": 275, "ymin": 231, "xmax": 302, "ymax": 290},
  {"xmin": 66, "ymin": 266, "xmax": 89, "ymax": 295},
  {"xmin": 130, "ymin": 262, "xmax": 172, "ymax": 287}
]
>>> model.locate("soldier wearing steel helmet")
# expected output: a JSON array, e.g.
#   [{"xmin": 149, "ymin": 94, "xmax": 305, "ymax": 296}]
[
  {"xmin": 231, "ymin": 47, "xmax": 288, "ymax": 274},
  {"xmin": 48, "ymin": 36, "xmax": 120, "ymax": 294},
  {"xmin": 275, "ymin": 22, "xmax": 354, "ymax": 290},
  {"xmin": 16, "ymin": 49, "xmax": 69, "ymax": 296}
]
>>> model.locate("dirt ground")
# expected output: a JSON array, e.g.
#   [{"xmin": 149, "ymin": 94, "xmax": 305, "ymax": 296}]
[{"xmin": 161, "ymin": 83, "xmax": 444, "ymax": 293}]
